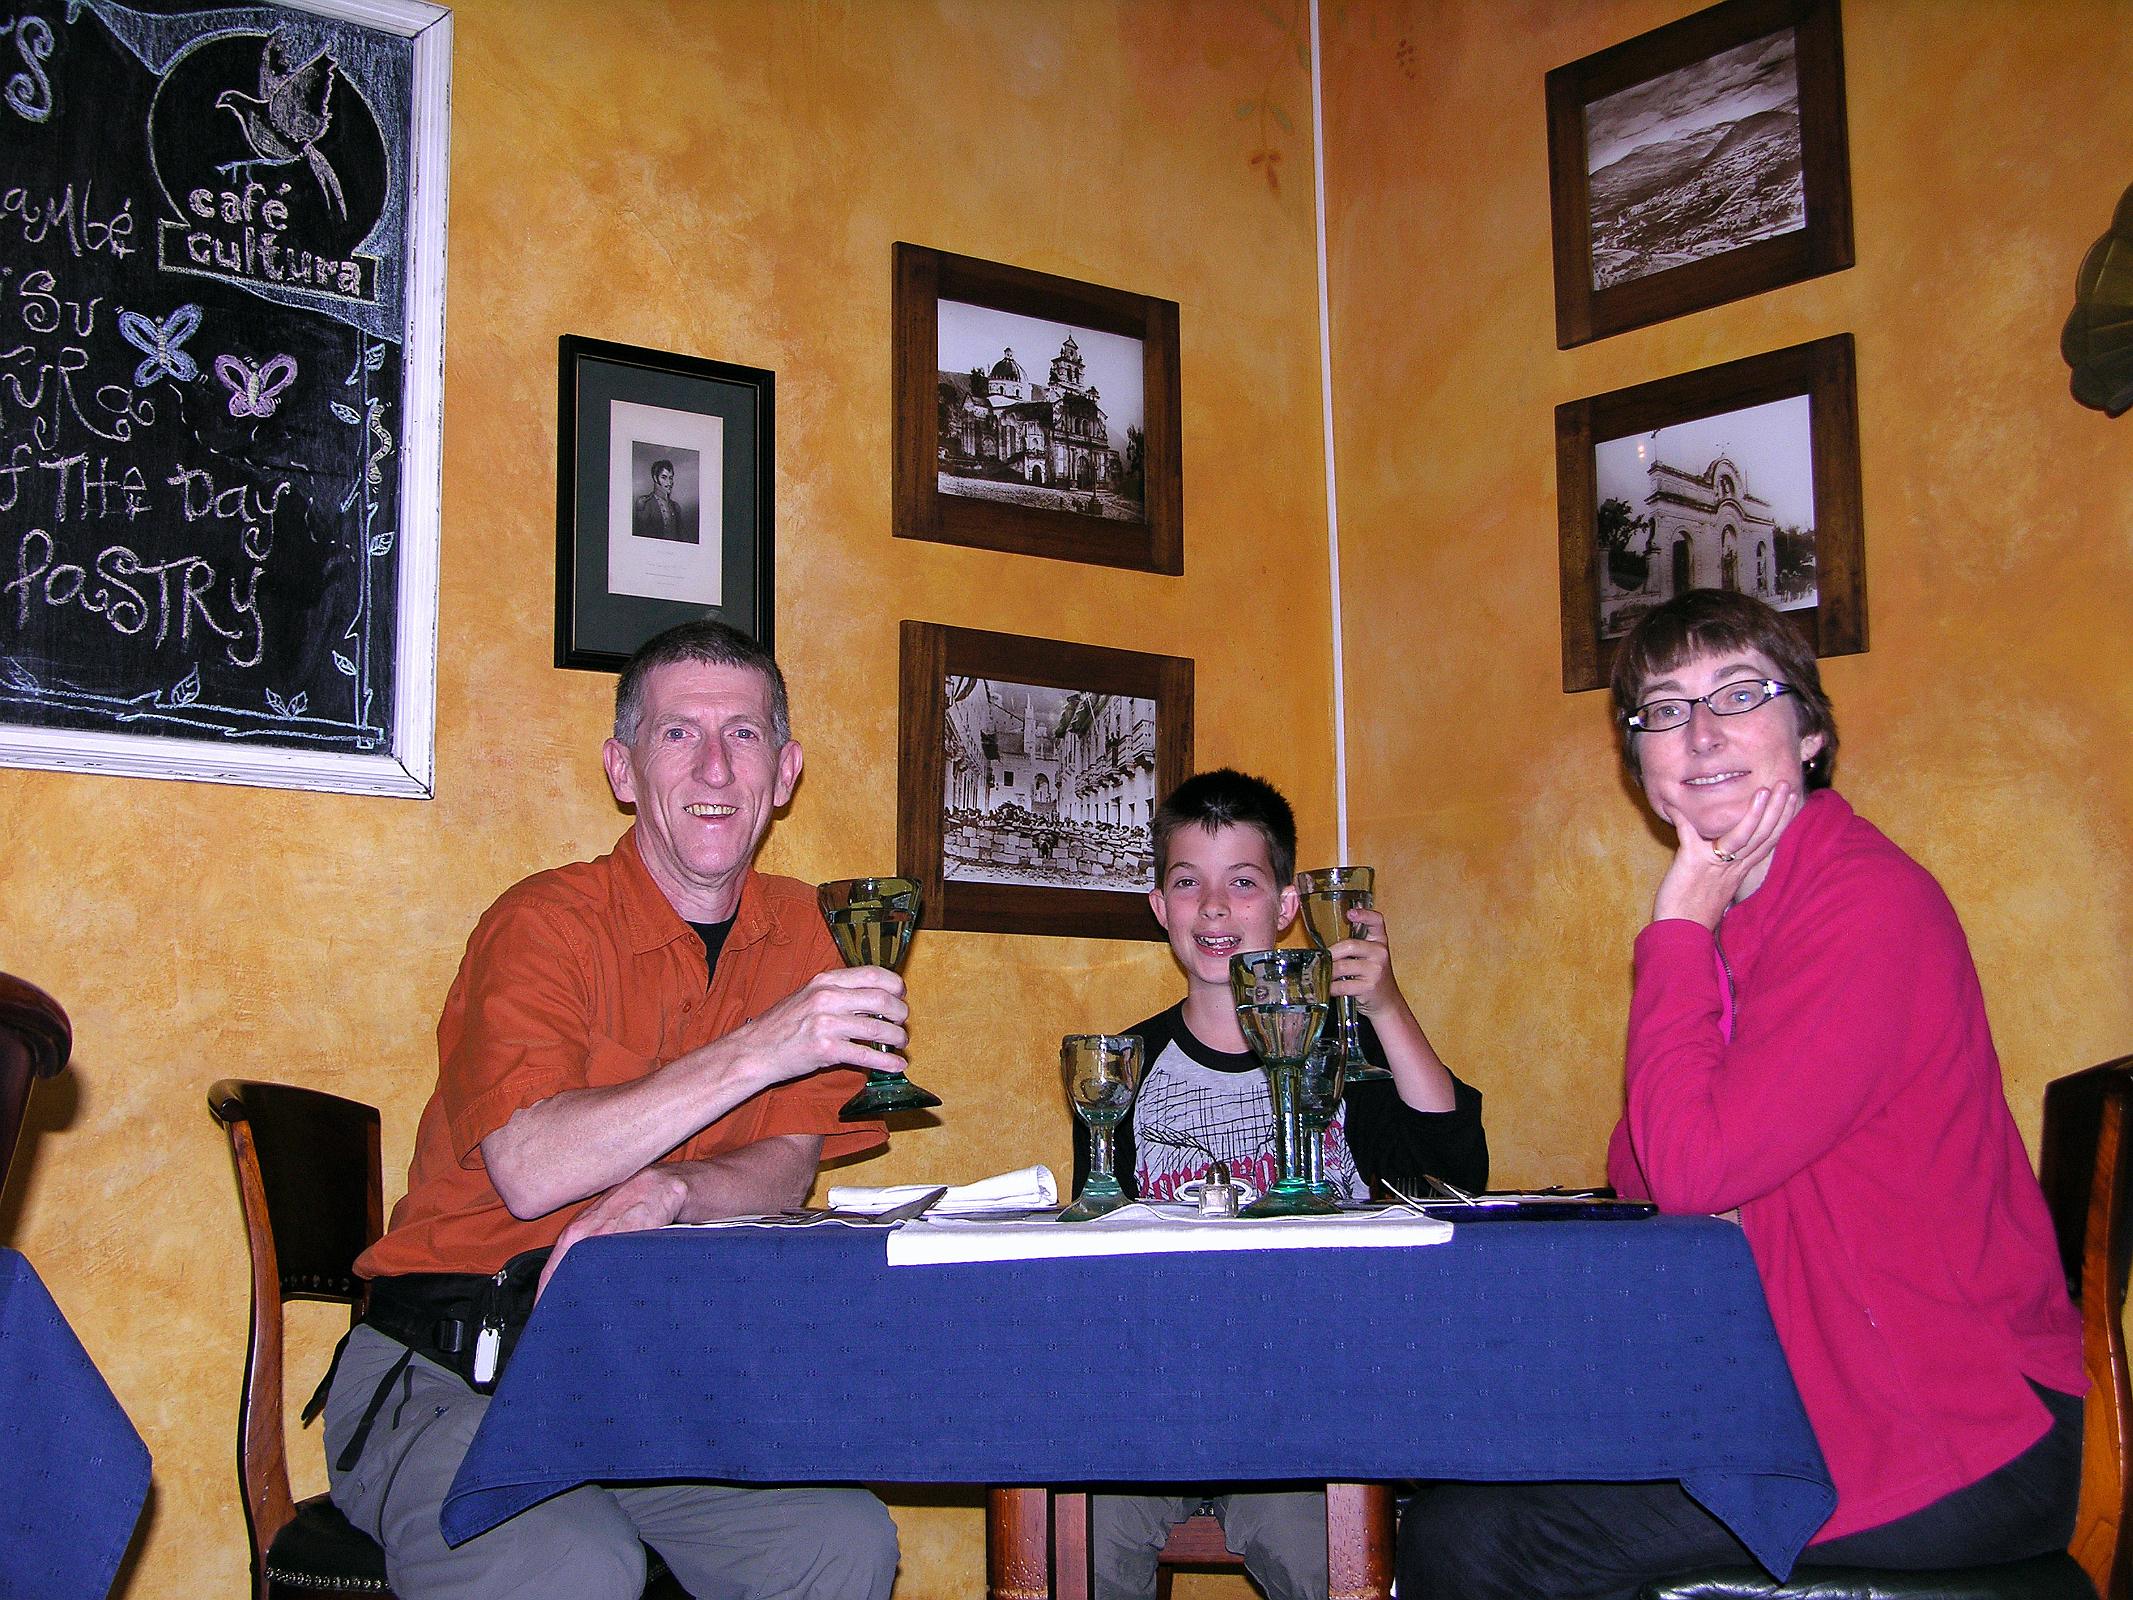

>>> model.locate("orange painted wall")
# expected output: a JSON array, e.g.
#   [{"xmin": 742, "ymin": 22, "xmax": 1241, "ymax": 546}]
[
  {"xmin": 0, "ymin": 3, "xmax": 1338, "ymax": 1596},
  {"xmin": 1324, "ymin": 0, "xmax": 2133, "ymax": 1189},
  {"xmin": 12, "ymin": 3, "xmax": 2132, "ymax": 1597}
]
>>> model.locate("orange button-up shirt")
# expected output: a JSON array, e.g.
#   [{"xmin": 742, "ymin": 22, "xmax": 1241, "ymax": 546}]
[{"xmin": 358, "ymin": 829, "xmax": 884, "ymax": 1279}]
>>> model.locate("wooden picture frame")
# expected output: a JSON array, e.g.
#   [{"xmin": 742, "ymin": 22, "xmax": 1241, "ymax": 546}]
[
  {"xmin": 1545, "ymin": 0, "xmax": 1853, "ymax": 348},
  {"xmin": 1555, "ymin": 333, "xmax": 1865, "ymax": 693},
  {"xmin": 555, "ymin": 336, "xmax": 775, "ymax": 671},
  {"xmin": 893, "ymin": 243, "xmax": 1183, "ymax": 575},
  {"xmin": 0, "ymin": 0, "xmax": 450, "ymax": 798},
  {"xmin": 897, "ymin": 622, "xmax": 1193, "ymax": 940}
]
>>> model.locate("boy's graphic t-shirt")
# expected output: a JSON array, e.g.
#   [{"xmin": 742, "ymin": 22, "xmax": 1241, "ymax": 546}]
[{"xmin": 1128, "ymin": 1004, "xmax": 1366, "ymax": 1202}]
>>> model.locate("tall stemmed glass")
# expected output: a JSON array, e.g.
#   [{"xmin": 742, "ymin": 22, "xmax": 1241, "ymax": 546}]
[
  {"xmin": 1229, "ymin": 948, "xmax": 1340, "ymax": 1217},
  {"xmin": 1059, "ymin": 1034, "xmax": 1145, "ymax": 1222},
  {"xmin": 1295, "ymin": 866, "xmax": 1389, "ymax": 1082},
  {"xmin": 818, "ymin": 877, "xmax": 942, "ymax": 1120},
  {"xmin": 1297, "ymin": 1034, "xmax": 1349, "ymax": 1204}
]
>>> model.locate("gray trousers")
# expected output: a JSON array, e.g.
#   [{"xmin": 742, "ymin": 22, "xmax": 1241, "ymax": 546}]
[
  {"xmin": 324, "ymin": 1324, "xmax": 899, "ymax": 1600},
  {"xmin": 1090, "ymin": 1489, "xmax": 1327, "ymax": 1600}
]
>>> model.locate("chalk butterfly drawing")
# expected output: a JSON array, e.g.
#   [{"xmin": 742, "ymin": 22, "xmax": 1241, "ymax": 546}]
[
  {"xmin": 215, "ymin": 353, "xmax": 299, "ymax": 418},
  {"xmin": 117, "ymin": 304, "xmax": 203, "ymax": 387}
]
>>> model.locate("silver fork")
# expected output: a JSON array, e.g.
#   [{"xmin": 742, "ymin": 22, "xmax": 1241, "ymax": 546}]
[{"xmin": 1383, "ymin": 1176, "xmax": 1476, "ymax": 1213}]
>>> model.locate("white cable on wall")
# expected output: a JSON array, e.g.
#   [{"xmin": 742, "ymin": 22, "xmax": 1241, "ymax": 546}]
[{"xmin": 1307, "ymin": 0, "xmax": 1349, "ymax": 860}]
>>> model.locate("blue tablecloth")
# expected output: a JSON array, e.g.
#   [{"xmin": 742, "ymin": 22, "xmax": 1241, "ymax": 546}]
[
  {"xmin": 443, "ymin": 1216, "xmax": 1834, "ymax": 1576},
  {"xmin": 0, "ymin": 1248, "xmax": 151, "ymax": 1600}
]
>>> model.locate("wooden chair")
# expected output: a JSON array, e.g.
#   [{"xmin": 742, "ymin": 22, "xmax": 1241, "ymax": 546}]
[
  {"xmin": 1046, "ymin": 1483, "xmax": 1395, "ymax": 1600},
  {"xmin": 0, "ymin": 972, "xmax": 71, "ymax": 1200},
  {"xmin": 209, "ymin": 1079, "xmax": 392, "ymax": 1599},
  {"xmin": 209, "ymin": 1079, "xmax": 691, "ymax": 1599},
  {"xmin": 1638, "ymin": 1056, "xmax": 2133, "ymax": 1600}
]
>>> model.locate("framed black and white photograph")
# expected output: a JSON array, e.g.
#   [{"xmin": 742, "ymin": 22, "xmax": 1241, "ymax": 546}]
[
  {"xmin": 936, "ymin": 299, "xmax": 1147, "ymax": 523},
  {"xmin": 893, "ymin": 244, "xmax": 1182, "ymax": 575},
  {"xmin": 1556, "ymin": 334, "xmax": 1865, "ymax": 693},
  {"xmin": 556, "ymin": 336, "xmax": 773, "ymax": 671},
  {"xmin": 0, "ymin": 0, "xmax": 450, "ymax": 798},
  {"xmin": 898, "ymin": 622, "xmax": 1193, "ymax": 940},
  {"xmin": 1546, "ymin": 0, "xmax": 1853, "ymax": 347}
]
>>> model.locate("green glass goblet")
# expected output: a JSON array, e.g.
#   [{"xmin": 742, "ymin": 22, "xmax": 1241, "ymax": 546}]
[
  {"xmin": 1228, "ymin": 947, "xmax": 1340, "ymax": 1217},
  {"xmin": 1295, "ymin": 866, "xmax": 1389, "ymax": 1082},
  {"xmin": 1297, "ymin": 1033, "xmax": 1349, "ymax": 1204},
  {"xmin": 1058, "ymin": 1034, "xmax": 1145, "ymax": 1222},
  {"xmin": 819, "ymin": 876, "xmax": 942, "ymax": 1120}
]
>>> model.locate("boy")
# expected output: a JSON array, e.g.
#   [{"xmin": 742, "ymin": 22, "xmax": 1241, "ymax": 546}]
[{"xmin": 1073, "ymin": 769, "xmax": 1487, "ymax": 1600}]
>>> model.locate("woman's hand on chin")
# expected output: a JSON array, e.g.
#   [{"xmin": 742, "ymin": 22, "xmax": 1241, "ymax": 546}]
[{"xmin": 1651, "ymin": 783, "xmax": 1801, "ymax": 930}]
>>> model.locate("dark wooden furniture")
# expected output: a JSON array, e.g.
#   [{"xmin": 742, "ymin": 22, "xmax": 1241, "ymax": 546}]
[
  {"xmin": 0, "ymin": 973, "xmax": 70, "ymax": 1199},
  {"xmin": 1039, "ymin": 1484, "xmax": 1394, "ymax": 1600},
  {"xmin": 209, "ymin": 1079, "xmax": 392, "ymax": 1599},
  {"xmin": 1640, "ymin": 1057, "xmax": 2133, "ymax": 1600}
]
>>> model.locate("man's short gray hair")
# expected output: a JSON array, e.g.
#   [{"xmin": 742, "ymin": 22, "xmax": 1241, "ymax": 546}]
[{"xmin": 613, "ymin": 620, "xmax": 791, "ymax": 746}]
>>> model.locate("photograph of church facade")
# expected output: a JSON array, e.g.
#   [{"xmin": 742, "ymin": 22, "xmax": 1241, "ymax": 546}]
[
  {"xmin": 1595, "ymin": 395, "xmax": 1818, "ymax": 640},
  {"xmin": 940, "ymin": 674, "xmax": 1158, "ymax": 892},
  {"xmin": 936, "ymin": 298, "xmax": 1145, "ymax": 522}
]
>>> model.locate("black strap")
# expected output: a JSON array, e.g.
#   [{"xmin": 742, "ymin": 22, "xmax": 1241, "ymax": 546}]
[
  {"xmin": 301, "ymin": 1330, "xmax": 352, "ymax": 1426},
  {"xmin": 332, "ymin": 1344, "xmax": 413, "ymax": 1473}
]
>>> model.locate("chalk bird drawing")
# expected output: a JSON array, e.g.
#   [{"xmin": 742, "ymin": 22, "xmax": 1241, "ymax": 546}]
[
  {"xmin": 215, "ymin": 353, "xmax": 298, "ymax": 419},
  {"xmin": 214, "ymin": 28, "xmax": 347, "ymax": 220},
  {"xmin": 117, "ymin": 303, "xmax": 203, "ymax": 387}
]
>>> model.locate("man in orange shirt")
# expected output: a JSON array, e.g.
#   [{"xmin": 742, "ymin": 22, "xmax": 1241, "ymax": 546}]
[{"xmin": 322, "ymin": 620, "xmax": 904, "ymax": 1600}]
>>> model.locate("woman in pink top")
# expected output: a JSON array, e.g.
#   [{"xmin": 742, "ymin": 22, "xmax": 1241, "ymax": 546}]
[{"xmin": 1398, "ymin": 591, "xmax": 2084, "ymax": 1600}]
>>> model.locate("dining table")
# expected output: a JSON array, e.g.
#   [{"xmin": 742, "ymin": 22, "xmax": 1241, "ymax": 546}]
[
  {"xmin": 442, "ymin": 1207, "xmax": 1833, "ymax": 1599},
  {"xmin": 0, "ymin": 1246, "xmax": 152, "ymax": 1600}
]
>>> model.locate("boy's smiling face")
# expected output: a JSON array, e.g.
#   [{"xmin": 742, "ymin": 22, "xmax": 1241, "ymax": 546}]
[{"xmin": 1149, "ymin": 821, "xmax": 1299, "ymax": 993}]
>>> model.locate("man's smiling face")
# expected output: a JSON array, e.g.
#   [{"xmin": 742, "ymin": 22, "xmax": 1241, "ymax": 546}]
[{"xmin": 603, "ymin": 659, "xmax": 802, "ymax": 921}]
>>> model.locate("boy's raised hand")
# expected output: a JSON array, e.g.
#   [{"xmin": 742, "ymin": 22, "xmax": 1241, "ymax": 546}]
[{"xmin": 1327, "ymin": 904, "xmax": 1406, "ymax": 1017}]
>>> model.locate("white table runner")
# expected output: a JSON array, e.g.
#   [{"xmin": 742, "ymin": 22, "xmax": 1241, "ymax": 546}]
[{"xmin": 884, "ymin": 1202, "xmax": 1452, "ymax": 1266}]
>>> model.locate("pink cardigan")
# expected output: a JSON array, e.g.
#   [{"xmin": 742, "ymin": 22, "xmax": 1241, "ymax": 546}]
[{"xmin": 1606, "ymin": 790, "xmax": 2084, "ymax": 1543}]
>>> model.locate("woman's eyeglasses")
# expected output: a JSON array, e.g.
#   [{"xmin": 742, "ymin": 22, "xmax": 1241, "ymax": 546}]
[{"xmin": 1626, "ymin": 679, "xmax": 1793, "ymax": 732}]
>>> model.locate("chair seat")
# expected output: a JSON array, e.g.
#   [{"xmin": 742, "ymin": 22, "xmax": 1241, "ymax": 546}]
[
  {"xmin": 263, "ymin": 1496, "xmax": 391, "ymax": 1593},
  {"xmin": 260, "ymin": 1494, "xmax": 692, "ymax": 1598},
  {"xmin": 1635, "ymin": 1550, "xmax": 2098, "ymax": 1600}
]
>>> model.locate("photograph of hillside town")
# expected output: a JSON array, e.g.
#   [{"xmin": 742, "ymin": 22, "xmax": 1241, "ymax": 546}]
[
  {"xmin": 1584, "ymin": 26, "xmax": 1807, "ymax": 290},
  {"xmin": 936, "ymin": 298, "xmax": 1146, "ymax": 522}
]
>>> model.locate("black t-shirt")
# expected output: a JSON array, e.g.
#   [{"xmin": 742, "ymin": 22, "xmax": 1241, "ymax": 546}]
[{"xmin": 688, "ymin": 917, "xmax": 735, "ymax": 979}]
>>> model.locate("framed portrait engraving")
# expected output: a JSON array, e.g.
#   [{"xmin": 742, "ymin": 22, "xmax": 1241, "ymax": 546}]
[
  {"xmin": 1556, "ymin": 333, "xmax": 1865, "ymax": 693},
  {"xmin": 1545, "ymin": 0, "xmax": 1854, "ymax": 347},
  {"xmin": 892, "ymin": 243, "xmax": 1183, "ymax": 575},
  {"xmin": 897, "ymin": 621, "xmax": 1193, "ymax": 940},
  {"xmin": 555, "ymin": 335, "xmax": 774, "ymax": 670}
]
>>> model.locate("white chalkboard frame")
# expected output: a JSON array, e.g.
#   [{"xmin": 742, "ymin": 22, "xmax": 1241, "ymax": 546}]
[{"xmin": 0, "ymin": 0, "xmax": 451, "ymax": 799}]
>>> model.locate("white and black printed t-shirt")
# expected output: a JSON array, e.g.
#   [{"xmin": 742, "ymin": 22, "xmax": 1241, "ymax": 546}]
[{"xmin": 1129, "ymin": 1005, "xmax": 1366, "ymax": 1203}]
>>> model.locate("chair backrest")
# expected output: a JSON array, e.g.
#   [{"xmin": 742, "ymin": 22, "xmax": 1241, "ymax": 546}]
[
  {"xmin": 1046, "ymin": 1483, "xmax": 1394, "ymax": 1600},
  {"xmin": 2039, "ymin": 1057, "xmax": 2133, "ymax": 1600},
  {"xmin": 208, "ymin": 1079, "xmax": 383, "ymax": 1600},
  {"xmin": 0, "ymin": 974, "xmax": 71, "ymax": 1202},
  {"xmin": 1154, "ymin": 1506, "xmax": 1246, "ymax": 1599}
]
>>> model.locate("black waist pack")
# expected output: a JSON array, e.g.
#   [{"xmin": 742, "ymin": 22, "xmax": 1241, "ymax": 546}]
[
  {"xmin": 361, "ymin": 1246, "xmax": 552, "ymax": 1394},
  {"xmin": 324, "ymin": 1247, "xmax": 551, "ymax": 1473}
]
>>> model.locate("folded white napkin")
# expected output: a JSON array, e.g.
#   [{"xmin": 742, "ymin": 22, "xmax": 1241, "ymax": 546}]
[{"xmin": 827, "ymin": 1165, "xmax": 1058, "ymax": 1216}]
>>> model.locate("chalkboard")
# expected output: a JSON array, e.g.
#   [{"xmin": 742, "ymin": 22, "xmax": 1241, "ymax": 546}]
[{"xmin": 0, "ymin": 0, "xmax": 449, "ymax": 796}]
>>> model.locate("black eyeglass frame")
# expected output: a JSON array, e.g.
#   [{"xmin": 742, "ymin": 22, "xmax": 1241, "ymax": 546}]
[{"xmin": 1625, "ymin": 679, "xmax": 1795, "ymax": 733}]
